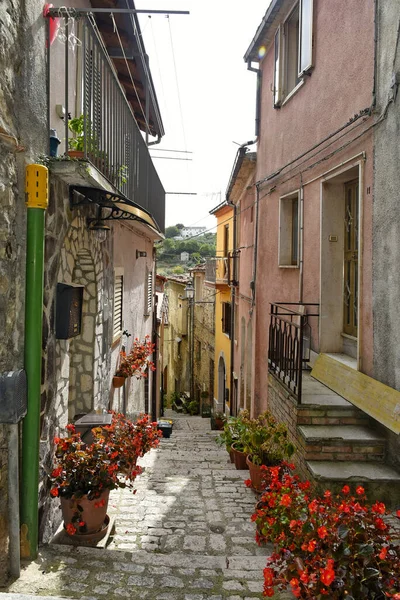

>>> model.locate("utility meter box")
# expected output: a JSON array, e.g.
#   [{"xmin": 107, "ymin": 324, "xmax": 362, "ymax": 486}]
[
  {"xmin": 56, "ymin": 282, "xmax": 84, "ymax": 339},
  {"xmin": 0, "ymin": 370, "xmax": 27, "ymax": 424}
]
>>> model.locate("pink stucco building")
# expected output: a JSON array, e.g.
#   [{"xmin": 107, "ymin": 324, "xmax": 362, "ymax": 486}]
[{"xmin": 228, "ymin": 0, "xmax": 400, "ymax": 502}]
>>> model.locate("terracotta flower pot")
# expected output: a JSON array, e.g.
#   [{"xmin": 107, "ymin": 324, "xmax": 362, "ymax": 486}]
[
  {"xmin": 231, "ymin": 442, "xmax": 248, "ymax": 470},
  {"xmin": 246, "ymin": 455, "xmax": 264, "ymax": 492},
  {"xmin": 112, "ymin": 376, "xmax": 126, "ymax": 388},
  {"xmin": 60, "ymin": 489, "xmax": 110, "ymax": 535},
  {"xmin": 67, "ymin": 149, "xmax": 84, "ymax": 159},
  {"xmin": 228, "ymin": 447, "xmax": 235, "ymax": 463}
]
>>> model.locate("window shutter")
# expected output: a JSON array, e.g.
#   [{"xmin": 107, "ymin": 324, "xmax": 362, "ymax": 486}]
[
  {"xmin": 113, "ymin": 275, "xmax": 123, "ymax": 338},
  {"xmin": 299, "ymin": 0, "xmax": 313, "ymax": 75},
  {"xmin": 146, "ymin": 271, "xmax": 153, "ymax": 315},
  {"xmin": 274, "ymin": 27, "xmax": 282, "ymax": 107}
]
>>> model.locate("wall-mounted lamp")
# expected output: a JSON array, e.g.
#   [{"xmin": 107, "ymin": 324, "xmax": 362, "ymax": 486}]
[
  {"xmin": 87, "ymin": 217, "xmax": 110, "ymax": 244},
  {"xmin": 184, "ymin": 282, "xmax": 194, "ymax": 300},
  {"xmin": 136, "ymin": 250, "xmax": 147, "ymax": 258}
]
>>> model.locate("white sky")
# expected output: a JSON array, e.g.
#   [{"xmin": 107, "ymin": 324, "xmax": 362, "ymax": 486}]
[{"xmin": 136, "ymin": 1, "xmax": 269, "ymax": 230}]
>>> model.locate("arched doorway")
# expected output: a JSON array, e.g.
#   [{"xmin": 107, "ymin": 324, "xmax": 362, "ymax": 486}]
[{"xmin": 218, "ymin": 355, "xmax": 226, "ymax": 413}]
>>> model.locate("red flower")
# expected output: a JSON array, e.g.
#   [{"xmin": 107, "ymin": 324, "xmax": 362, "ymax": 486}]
[
  {"xmin": 396, "ymin": 509, "xmax": 400, "ymax": 519},
  {"xmin": 66, "ymin": 523, "xmax": 76, "ymax": 535},
  {"xmin": 356, "ymin": 485, "xmax": 365, "ymax": 495},
  {"xmin": 79, "ymin": 521, "xmax": 86, "ymax": 527},
  {"xmin": 317, "ymin": 526, "xmax": 328, "ymax": 539},
  {"xmin": 308, "ymin": 539, "xmax": 317, "ymax": 552},
  {"xmin": 263, "ymin": 588, "xmax": 274, "ymax": 597},
  {"xmin": 66, "ymin": 424, "xmax": 75, "ymax": 432},
  {"xmin": 244, "ymin": 479, "xmax": 252, "ymax": 488},
  {"xmin": 320, "ymin": 567, "xmax": 335, "ymax": 586},
  {"xmin": 342, "ymin": 485, "xmax": 350, "ymax": 494},
  {"xmin": 280, "ymin": 494, "xmax": 292, "ymax": 507},
  {"xmin": 50, "ymin": 487, "xmax": 59, "ymax": 497},
  {"xmin": 379, "ymin": 546, "xmax": 388, "ymax": 560}
]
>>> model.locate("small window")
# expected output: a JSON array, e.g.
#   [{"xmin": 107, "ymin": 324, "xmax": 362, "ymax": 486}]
[
  {"xmin": 145, "ymin": 268, "xmax": 153, "ymax": 316},
  {"xmin": 223, "ymin": 224, "xmax": 229, "ymax": 257},
  {"xmin": 279, "ymin": 192, "xmax": 299, "ymax": 266},
  {"xmin": 113, "ymin": 271, "xmax": 123, "ymax": 339},
  {"xmin": 222, "ymin": 302, "xmax": 232, "ymax": 338},
  {"xmin": 274, "ymin": 0, "xmax": 313, "ymax": 107}
]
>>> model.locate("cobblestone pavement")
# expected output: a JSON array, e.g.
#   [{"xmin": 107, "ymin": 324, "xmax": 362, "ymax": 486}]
[{"xmin": 2, "ymin": 414, "xmax": 293, "ymax": 600}]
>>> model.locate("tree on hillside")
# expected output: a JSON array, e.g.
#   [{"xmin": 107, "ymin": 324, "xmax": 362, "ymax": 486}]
[{"xmin": 165, "ymin": 225, "xmax": 180, "ymax": 238}]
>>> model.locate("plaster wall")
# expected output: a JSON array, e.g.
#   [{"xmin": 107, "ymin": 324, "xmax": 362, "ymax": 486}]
[
  {"xmin": 192, "ymin": 271, "xmax": 215, "ymax": 411},
  {"xmin": 252, "ymin": 0, "xmax": 375, "ymax": 413},
  {"xmin": 214, "ymin": 286, "xmax": 231, "ymax": 411},
  {"xmin": 163, "ymin": 280, "xmax": 190, "ymax": 399},
  {"xmin": 0, "ymin": 0, "xmax": 47, "ymax": 582},
  {"xmin": 373, "ymin": 1, "xmax": 400, "ymax": 468},
  {"xmin": 111, "ymin": 223, "xmax": 155, "ymax": 417}
]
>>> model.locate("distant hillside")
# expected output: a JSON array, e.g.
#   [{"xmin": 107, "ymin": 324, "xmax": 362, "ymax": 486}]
[{"xmin": 156, "ymin": 226, "xmax": 216, "ymax": 276}]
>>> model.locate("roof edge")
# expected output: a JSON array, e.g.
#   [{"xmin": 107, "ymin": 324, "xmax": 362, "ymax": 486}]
[{"xmin": 243, "ymin": 0, "xmax": 282, "ymax": 63}]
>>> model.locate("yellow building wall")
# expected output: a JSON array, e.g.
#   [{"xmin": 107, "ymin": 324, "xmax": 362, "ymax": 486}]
[{"xmin": 213, "ymin": 204, "xmax": 234, "ymax": 413}]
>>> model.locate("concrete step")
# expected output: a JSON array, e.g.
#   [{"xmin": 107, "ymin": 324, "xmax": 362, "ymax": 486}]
[
  {"xmin": 298, "ymin": 374, "xmax": 370, "ymax": 426},
  {"xmin": 306, "ymin": 460, "xmax": 400, "ymax": 508},
  {"xmin": 299, "ymin": 424, "xmax": 386, "ymax": 462}
]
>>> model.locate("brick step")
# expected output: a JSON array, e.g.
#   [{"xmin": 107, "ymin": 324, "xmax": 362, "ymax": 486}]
[
  {"xmin": 298, "ymin": 425, "xmax": 386, "ymax": 462},
  {"xmin": 297, "ymin": 401, "xmax": 370, "ymax": 427},
  {"xmin": 306, "ymin": 460, "xmax": 400, "ymax": 508}
]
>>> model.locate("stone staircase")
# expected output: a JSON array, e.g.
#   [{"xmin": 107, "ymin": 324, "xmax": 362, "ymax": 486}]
[{"xmin": 296, "ymin": 374, "xmax": 400, "ymax": 507}]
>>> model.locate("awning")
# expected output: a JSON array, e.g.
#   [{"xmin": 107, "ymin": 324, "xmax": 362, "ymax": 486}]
[{"xmin": 69, "ymin": 185, "xmax": 161, "ymax": 232}]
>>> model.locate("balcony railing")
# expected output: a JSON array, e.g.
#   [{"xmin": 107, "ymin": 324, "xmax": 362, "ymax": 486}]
[
  {"xmin": 50, "ymin": 16, "xmax": 164, "ymax": 232},
  {"xmin": 205, "ymin": 259, "xmax": 216, "ymax": 284},
  {"xmin": 268, "ymin": 303, "xmax": 319, "ymax": 403}
]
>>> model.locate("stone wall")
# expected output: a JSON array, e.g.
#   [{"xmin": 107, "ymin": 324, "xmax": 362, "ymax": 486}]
[
  {"xmin": 373, "ymin": 0, "xmax": 400, "ymax": 471},
  {"xmin": 0, "ymin": 0, "xmax": 47, "ymax": 583},
  {"xmin": 39, "ymin": 174, "xmax": 113, "ymax": 543},
  {"xmin": 193, "ymin": 275, "xmax": 215, "ymax": 411}
]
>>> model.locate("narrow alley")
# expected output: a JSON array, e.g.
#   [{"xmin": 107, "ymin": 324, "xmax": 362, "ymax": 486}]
[{"xmin": 1, "ymin": 414, "xmax": 291, "ymax": 600}]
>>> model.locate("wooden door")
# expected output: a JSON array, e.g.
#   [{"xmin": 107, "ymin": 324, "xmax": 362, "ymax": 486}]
[{"xmin": 343, "ymin": 180, "xmax": 359, "ymax": 337}]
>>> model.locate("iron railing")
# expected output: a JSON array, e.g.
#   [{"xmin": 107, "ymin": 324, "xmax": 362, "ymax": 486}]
[
  {"xmin": 51, "ymin": 16, "xmax": 165, "ymax": 232},
  {"xmin": 268, "ymin": 303, "xmax": 319, "ymax": 403},
  {"xmin": 205, "ymin": 259, "xmax": 216, "ymax": 283}
]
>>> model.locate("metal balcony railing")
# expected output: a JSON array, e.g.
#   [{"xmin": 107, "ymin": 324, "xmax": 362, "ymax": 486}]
[
  {"xmin": 268, "ymin": 303, "xmax": 319, "ymax": 403},
  {"xmin": 51, "ymin": 16, "xmax": 165, "ymax": 232}
]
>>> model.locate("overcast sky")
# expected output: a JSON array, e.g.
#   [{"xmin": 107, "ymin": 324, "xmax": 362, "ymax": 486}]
[{"xmin": 136, "ymin": 1, "xmax": 269, "ymax": 230}]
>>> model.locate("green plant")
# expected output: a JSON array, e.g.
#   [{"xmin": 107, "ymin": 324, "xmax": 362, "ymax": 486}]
[
  {"xmin": 187, "ymin": 400, "xmax": 199, "ymax": 415},
  {"xmin": 215, "ymin": 410, "xmax": 250, "ymax": 452},
  {"xmin": 68, "ymin": 115, "xmax": 103, "ymax": 157},
  {"xmin": 115, "ymin": 336, "xmax": 155, "ymax": 378},
  {"xmin": 241, "ymin": 410, "xmax": 295, "ymax": 466},
  {"xmin": 252, "ymin": 467, "xmax": 400, "ymax": 599}
]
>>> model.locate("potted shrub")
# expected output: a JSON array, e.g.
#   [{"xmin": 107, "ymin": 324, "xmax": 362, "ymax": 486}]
[
  {"xmin": 49, "ymin": 412, "xmax": 161, "ymax": 540},
  {"xmin": 214, "ymin": 411, "xmax": 225, "ymax": 431},
  {"xmin": 242, "ymin": 410, "xmax": 295, "ymax": 491},
  {"xmin": 113, "ymin": 335, "xmax": 155, "ymax": 388},
  {"xmin": 253, "ymin": 469, "xmax": 400, "ymax": 599}
]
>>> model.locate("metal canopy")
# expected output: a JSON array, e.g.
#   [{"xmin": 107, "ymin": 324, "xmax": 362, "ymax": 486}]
[{"xmin": 70, "ymin": 185, "xmax": 160, "ymax": 232}]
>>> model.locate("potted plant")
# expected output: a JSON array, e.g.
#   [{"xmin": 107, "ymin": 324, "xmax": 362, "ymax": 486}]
[
  {"xmin": 113, "ymin": 335, "xmax": 155, "ymax": 388},
  {"xmin": 242, "ymin": 411, "xmax": 295, "ymax": 491},
  {"xmin": 49, "ymin": 412, "xmax": 160, "ymax": 540},
  {"xmin": 254, "ymin": 470, "xmax": 400, "ymax": 599},
  {"xmin": 214, "ymin": 411, "xmax": 225, "ymax": 431},
  {"xmin": 67, "ymin": 114, "xmax": 105, "ymax": 162}
]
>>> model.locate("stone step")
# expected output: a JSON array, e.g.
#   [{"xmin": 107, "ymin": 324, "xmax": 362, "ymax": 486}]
[
  {"xmin": 297, "ymin": 400, "xmax": 370, "ymax": 427},
  {"xmin": 306, "ymin": 460, "xmax": 400, "ymax": 508},
  {"xmin": 298, "ymin": 425, "xmax": 386, "ymax": 462}
]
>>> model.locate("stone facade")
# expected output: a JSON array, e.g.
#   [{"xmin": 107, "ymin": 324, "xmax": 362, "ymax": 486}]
[
  {"xmin": 39, "ymin": 174, "xmax": 113, "ymax": 543},
  {"xmin": 192, "ymin": 267, "xmax": 215, "ymax": 413}
]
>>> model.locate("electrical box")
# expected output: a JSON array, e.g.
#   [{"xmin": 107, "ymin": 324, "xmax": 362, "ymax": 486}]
[
  {"xmin": 0, "ymin": 370, "xmax": 27, "ymax": 424},
  {"xmin": 74, "ymin": 412, "xmax": 113, "ymax": 444},
  {"xmin": 56, "ymin": 283, "xmax": 84, "ymax": 339}
]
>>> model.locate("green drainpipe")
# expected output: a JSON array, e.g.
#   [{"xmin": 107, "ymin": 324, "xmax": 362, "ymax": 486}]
[{"xmin": 20, "ymin": 164, "xmax": 48, "ymax": 559}]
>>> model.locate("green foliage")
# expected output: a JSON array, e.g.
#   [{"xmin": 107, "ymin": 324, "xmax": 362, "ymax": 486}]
[
  {"xmin": 241, "ymin": 410, "xmax": 295, "ymax": 466},
  {"xmin": 165, "ymin": 225, "xmax": 180, "ymax": 238},
  {"xmin": 172, "ymin": 265, "xmax": 185, "ymax": 275}
]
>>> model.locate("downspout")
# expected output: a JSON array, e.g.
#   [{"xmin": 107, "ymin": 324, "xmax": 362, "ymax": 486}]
[
  {"xmin": 227, "ymin": 202, "xmax": 237, "ymax": 417},
  {"xmin": 21, "ymin": 164, "xmax": 48, "ymax": 559},
  {"xmin": 372, "ymin": 0, "xmax": 379, "ymax": 109},
  {"xmin": 151, "ymin": 249, "xmax": 158, "ymax": 421},
  {"xmin": 247, "ymin": 60, "xmax": 261, "ymax": 138},
  {"xmin": 298, "ymin": 185, "xmax": 304, "ymax": 303},
  {"xmin": 251, "ymin": 184, "xmax": 260, "ymax": 307},
  {"xmin": 148, "ymin": 135, "xmax": 161, "ymax": 147}
]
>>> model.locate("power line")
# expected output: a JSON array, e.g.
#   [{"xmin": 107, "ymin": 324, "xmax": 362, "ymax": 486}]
[
  {"xmin": 152, "ymin": 156, "xmax": 192, "ymax": 161},
  {"xmin": 150, "ymin": 148, "xmax": 193, "ymax": 153},
  {"xmin": 166, "ymin": 15, "xmax": 188, "ymax": 153}
]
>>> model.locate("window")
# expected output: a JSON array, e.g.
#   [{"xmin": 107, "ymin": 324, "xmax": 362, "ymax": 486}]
[
  {"xmin": 279, "ymin": 192, "xmax": 299, "ymax": 266},
  {"xmin": 113, "ymin": 271, "xmax": 123, "ymax": 339},
  {"xmin": 223, "ymin": 224, "xmax": 229, "ymax": 257},
  {"xmin": 222, "ymin": 302, "xmax": 232, "ymax": 337},
  {"xmin": 145, "ymin": 268, "xmax": 153, "ymax": 316},
  {"xmin": 274, "ymin": 0, "xmax": 313, "ymax": 107}
]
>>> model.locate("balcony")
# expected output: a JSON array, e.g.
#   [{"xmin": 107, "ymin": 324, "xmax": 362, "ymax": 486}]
[
  {"xmin": 268, "ymin": 303, "xmax": 319, "ymax": 402},
  {"xmin": 48, "ymin": 15, "xmax": 165, "ymax": 233}
]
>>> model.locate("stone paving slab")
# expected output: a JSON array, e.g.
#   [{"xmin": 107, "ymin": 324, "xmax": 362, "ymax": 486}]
[{"xmin": 2, "ymin": 413, "xmax": 293, "ymax": 600}]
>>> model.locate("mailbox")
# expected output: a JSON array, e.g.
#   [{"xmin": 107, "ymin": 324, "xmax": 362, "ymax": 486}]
[{"xmin": 56, "ymin": 282, "xmax": 84, "ymax": 339}]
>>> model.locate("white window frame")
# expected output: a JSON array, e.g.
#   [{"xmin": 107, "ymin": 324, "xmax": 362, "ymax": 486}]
[
  {"xmin": 279, "ymin": 191, "xmax": 300, "ymax": 267},
  {"xmin": 274, "ymin": 0, "xmax": 313, "ymax": 108},
  {"xmin": 113, "ymin": 268, "xmax": 124, "ymax": 341}
]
